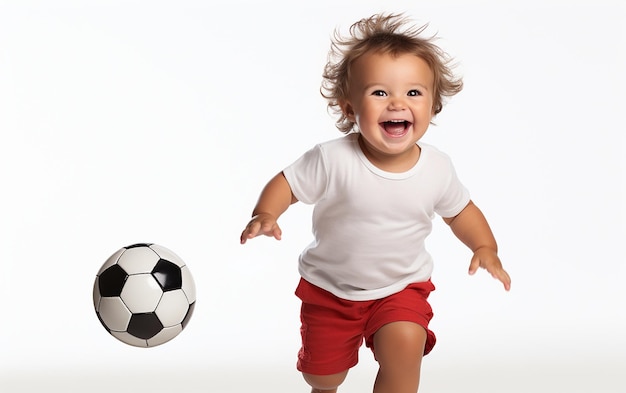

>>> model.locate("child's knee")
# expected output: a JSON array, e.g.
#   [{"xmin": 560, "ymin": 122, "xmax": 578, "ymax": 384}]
[
  {"xmin": 303, "ymin": 370, "xmax": 348, "ymax": 391},
  {"xmin": 373, "ymin": 321, "xmax": 427, "ymax": 366}
]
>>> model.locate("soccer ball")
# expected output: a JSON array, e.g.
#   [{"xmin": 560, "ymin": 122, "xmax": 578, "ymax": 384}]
[{"xmin": 93, "ymin": 243, "xmax": 196, "ymax": 347}]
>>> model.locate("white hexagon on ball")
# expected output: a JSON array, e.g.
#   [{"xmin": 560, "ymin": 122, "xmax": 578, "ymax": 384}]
[
  {"xmin": 98, "ymin": 297, "xmax": 132, "ymax": 332},
  {"xmin": 111, "ymin": 331, "xmax": 150, "ymax": 347},
  {"xmin": 155, "ymin": 289, "xmax": 190, "ymax": 327},
  {"xmin": 118, "ymin": 247, "xmax": 161, "ymax": 274},
  {"xmin": 181, "ymin": 265, "xmax": 196, "ymax": 303},
  {"xmin": 148, "ymin": 325, "xmax": 183, "ymax": 347},
  {"xmin": 120, "ymin": 274, "xmax": 163, "ymax": 313}
]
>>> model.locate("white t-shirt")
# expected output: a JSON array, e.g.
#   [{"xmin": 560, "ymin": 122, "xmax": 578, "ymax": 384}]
[{"xmin": 283, "ymin": 133, "xmax": 470, "ymax": 301}]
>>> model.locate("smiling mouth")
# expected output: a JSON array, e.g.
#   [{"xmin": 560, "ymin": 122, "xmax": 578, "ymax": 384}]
[{"xmin": 381, "ymin": 120, "xmax": 412, "ymax": 137}]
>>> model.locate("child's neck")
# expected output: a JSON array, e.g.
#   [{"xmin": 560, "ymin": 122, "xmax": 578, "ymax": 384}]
[{"xmin": 357, "ymin": 134, "xmax": 421, "ymax": 173}]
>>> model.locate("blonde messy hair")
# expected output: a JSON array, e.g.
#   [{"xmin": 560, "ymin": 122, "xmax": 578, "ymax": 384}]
[{"xmin": 321, "ymin": 13, "xmax": 463, "ymax": 133}]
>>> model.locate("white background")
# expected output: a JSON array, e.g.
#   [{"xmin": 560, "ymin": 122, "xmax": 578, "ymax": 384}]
[{"xmin": 1, "ymin": 0, "xmax": 625, "ymax": 392}]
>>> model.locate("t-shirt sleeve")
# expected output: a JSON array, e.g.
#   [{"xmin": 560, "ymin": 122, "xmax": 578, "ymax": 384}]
[
  {"xmin": 434, "ymin": 156, "xmax": 471, "ymax": 218},
  {"xmin": 282, "ymin": 144, "xmax": 328, "ymax": 205}
]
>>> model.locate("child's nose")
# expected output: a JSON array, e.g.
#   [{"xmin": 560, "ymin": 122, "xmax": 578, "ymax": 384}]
[{"xmin": 388, "ymin": 97, "xmax": 406, "ymax": 110}]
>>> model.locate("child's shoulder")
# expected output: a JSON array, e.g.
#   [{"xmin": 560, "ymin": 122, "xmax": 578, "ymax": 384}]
[
  {"xmin": 317, "ymin": 133, "xmax": 359, "ymax": 147},
  {"xmin": 312, "ymin": 133, "xmax": 360, "ymax": 154},
  {"xmin": 418, "ymin": 141, "xmax": 450, "ymax": 157},
  {"xmin": 418, "ymin": 142, "xmax": 458, "ymax": 169}
]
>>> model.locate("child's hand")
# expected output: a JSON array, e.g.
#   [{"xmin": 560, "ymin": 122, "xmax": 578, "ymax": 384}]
[
  {"xmin": 240, "ymin": 213, "xmax": 283, "ymax": 244},
  {"xmin": 468, "ymin": 247, "xmax": 511, "ymax": 291}
]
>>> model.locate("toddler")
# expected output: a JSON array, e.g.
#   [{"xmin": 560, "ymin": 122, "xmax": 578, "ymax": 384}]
[{"xmin": 240, "ymin": 13, "xmax": 511, "ymax": 393}]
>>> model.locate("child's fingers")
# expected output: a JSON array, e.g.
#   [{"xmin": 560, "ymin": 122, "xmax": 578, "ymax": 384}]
[
  {"xmin": 485, "ymin": 263, "xmax": 511, "ymax": 291},
  {"xmin": 240, "ymin": 223, "xmax": 258, "ymax": 244},
  {"xmin": 493, "ymin": 269, "xmax": 512, "ymax": 291},
  {"xmin": 240, "ymin": 220, "xmax": 263, "ymax": 244},
  {"xmin": 468, "ymin": 255, "xmax": 481, "ymax": 275},
  {"xmin": 468, "ymin": 253, "xmax": 511, "ymax": 291},
  {"xmin": 240, "ymin": 219, "xmax": 282, "ymax": 244},
  {"xmin": 272, "ymin": 226, "xmax": 282, "ymax": 241}
]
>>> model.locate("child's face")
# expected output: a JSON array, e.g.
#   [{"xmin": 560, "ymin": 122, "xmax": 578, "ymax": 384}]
[{"xmin": 341, "ymin": 51, "xmax": 434, "ymax": 168}]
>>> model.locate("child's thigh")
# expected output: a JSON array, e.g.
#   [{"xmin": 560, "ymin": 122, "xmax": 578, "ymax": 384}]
[
  {"xmin": 364, "ymin": 281, "xmax": 437, "ymax": 356},
  {"xmin": 296, "ymin": 279, "xmax": 367, "ymax": 375}
]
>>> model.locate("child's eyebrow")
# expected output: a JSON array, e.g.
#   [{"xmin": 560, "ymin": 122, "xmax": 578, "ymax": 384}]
[
  {"xmin": 362, "ymin": 82, "xmax": 432, "ymax": 91},
  {"xmin": 410, "ymin": 83, "xmax": 431, "ymax": 91}
]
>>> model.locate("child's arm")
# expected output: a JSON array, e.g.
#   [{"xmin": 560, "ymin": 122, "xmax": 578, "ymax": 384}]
[
  {"xmin": 240, "ymin": 172, "xmax": 298, "ymax": 244},
  {"xmin": 443, "ymin": 201, "xmax": 511, "ymax": 291}
]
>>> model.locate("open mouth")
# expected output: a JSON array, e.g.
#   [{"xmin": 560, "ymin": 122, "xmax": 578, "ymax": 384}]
[{"xmin": 381, "ymin": 120, "xmax": 412, "ymax": 137}]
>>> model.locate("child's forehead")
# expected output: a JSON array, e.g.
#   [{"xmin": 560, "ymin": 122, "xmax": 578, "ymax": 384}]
[
  {"xmin": 351, "ymin": 50, "xmax": 434, "ymax": 75},
  {"xmin": 351, "ymin": 49, "xmax": 429, "ymax": 66}
]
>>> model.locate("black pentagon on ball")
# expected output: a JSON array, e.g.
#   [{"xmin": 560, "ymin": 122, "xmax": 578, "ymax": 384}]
[
  {"xmin": 98, "ymin": 264, "xmax": 128, "ymax": 297},
  {"xmin": 127, "ymin": 313, "xmax": 164, "ymax": 340},
  {"xmin": 182, "ymin": 302, "xmax": 196, "ymax": 329},
  {"xmin": 151, "ymin": 259, "xmax": 182, "ymax": 291}
]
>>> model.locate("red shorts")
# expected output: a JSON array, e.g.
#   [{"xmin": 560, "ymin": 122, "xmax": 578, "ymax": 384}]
[{"xmin": 295, "ymin": 278, "xmax": 436, "ymax": 376}]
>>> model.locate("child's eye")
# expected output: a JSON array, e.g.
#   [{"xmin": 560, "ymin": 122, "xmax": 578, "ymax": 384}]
[
  {"xmin": 408, "ymin": 89, "xmax": 422, "ymax": 96},
  {"xmin": 371, "ymin": 90, "xmax": 387, "ymax": 97}
]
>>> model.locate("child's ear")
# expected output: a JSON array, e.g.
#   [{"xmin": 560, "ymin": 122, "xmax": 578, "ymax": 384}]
[{"xmin": 340, "ymin": 101, "xmax": 356, "ymax": 122}]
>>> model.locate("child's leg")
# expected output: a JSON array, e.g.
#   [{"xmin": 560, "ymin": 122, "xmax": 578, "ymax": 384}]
[
  {"xmin": 372, "ymin": 321, "xmax": 427, "ymax": 393},
  {"xmin": 295, "ymin": 279, "xmax": 365, "ymax": 392},
  {"xmin": 303, "ymin": 370, "xmax": 349, "ymax": 393}
]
